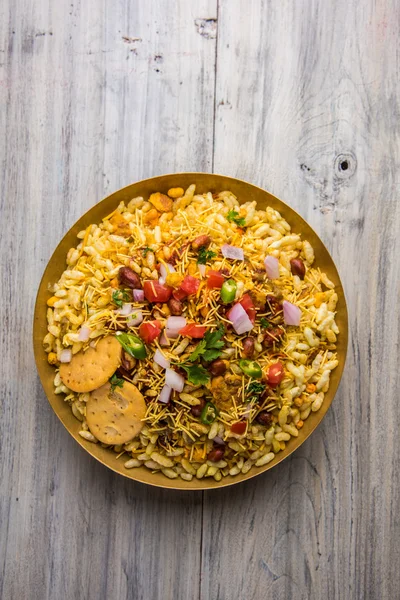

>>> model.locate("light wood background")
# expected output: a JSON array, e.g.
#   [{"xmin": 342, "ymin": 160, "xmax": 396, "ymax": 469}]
[{"xmin": 1, "ymin": 1, "xmax": 399, "ymax": 599}]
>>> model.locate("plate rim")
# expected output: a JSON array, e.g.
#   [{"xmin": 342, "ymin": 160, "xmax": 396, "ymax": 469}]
[{"xmin": 33, "ymin": 172, "xmax": 348, "ymax": 490}]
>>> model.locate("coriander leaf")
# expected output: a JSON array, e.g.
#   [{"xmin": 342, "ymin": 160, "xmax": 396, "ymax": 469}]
[
  {"xmin": 247, "ymin": 381, "xmax": 265, "ymax": 403},
  {"xmin": 227, "ymin": 210, "xmax": 246, "ymax": 227},
  {"xmin": 188, "ymin": 326, "xmax": 225, "ymax": 363},
  {"xmin": 110, "ymin": 373, "xmax": 124, "ymax": 391},
  {"xmin": 142, "ymin": 246, "xmax": 153, "ymax": 257},
  {"xmin": 248, "ymin": 381, "xmax": 265, "ymax": 395},
  {"xmin": 204, "ymin": 327, "xmax": 225, "ymax": 349},
  {"xmin": 112, "ymin": 289, "xmax": 130, "ymax": 308},
  {"xmin": 260, "ymin": 317, "xmax": 272, "ymax": 329},
  {"xmin": 188, "ymin": 339, "xmax": 207, "ymax": 362},
  {"xmin": 197, "ymin": 246, "xmax": 217, "ymax": 265},
  {"xmin": 202, "ymin": 348, "xmax": 222, "ymax": 362},
  {"xmin": 181, "ymin": 364, "xmax": 210, "ymax": 386}
]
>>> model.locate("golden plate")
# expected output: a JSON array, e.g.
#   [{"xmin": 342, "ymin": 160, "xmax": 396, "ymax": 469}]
[{"xmin": 33, "ymin": 173, "xmax": 348, "ymax": 490}]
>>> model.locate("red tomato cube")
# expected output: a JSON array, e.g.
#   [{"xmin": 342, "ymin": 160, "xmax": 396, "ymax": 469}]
[
  {"xmin": 179, "ymin": 323, "xmax": 207, "ymax": 338},
  {"xmin": 206, "ymin": 270, "xmax": 224, "ymax": 289},
  {"xmin": 139, "ymin": 320, "xmax": 162, "ymax": 344},
  {"xmin": 143, "ymin": 281, "xmax": 172, "ymax": 303}
]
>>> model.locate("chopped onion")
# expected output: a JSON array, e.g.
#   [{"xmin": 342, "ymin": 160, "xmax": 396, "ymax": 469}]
[
  {"xmin": 78, "ymin": 325, "xmax": 91, "ymax": 342},
  {"xmin": 165, "ymin": 368, "xmax": 185, "ymax": 392},
  {"xmin": 283, "ymin": 300, "xmax": 301, "ymax": 326},
  {"xmin": 264, "ymin": 255, "xmax": 280, "ymax": 279},
  {"xmin": 118, "ymin": 302, "xmax": 132, "ymax": 316},
  {"xmin": 159, "ymin": 331, "xmax": 171, "ymax": 346},
  {"xmin": 166, "ymin": 316, "xmax": 187, "ymax": 339},
  {"xmin": 60, "ymin": 349, "xmax": 72, "ymax": 363},
  {"xmin": 159, "ymin": 277, "xmax": 166, "ymax": 285},
  {"xmin": 160, "ymin": 263, "xmax": 176, "ymax": 281},
  {"xmin": 213, "ymin": 435, "xmax": 225, "ymax": 446},
  {"xmin": 198, "ymin": 263, "xmax": 206, "ymax": 277},
  {"xmin": 222, "ymin": 244, "xmax": 244, "ymax": 261},
  {"xmin": 133, "ymin": 289, "xmax": 145, "ymax": 302},
  {"xmin": 154, "ymin": 349, "xmax": 170, "ymax": 370},
  {"xmin": 126, "ymin": 310, "xmax": 143, "ymax": 327},
  {"xmin": 228, "ymin": 303, "xmax": 253, "ymax": 334},
  {"xmin": 158, "ymin": 384, "xmax": 172, "ymax": 404}
]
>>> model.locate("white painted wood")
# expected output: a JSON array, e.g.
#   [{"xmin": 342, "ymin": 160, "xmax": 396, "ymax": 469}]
[
  {"xmin": 0, "ymin": 1, "xmax": 216, "ymax": 599},
  {"xmin": 206, "ymin": 1, "xmax": 400, "ymax": 599},
  {"xmin": 1, "ymin": 0, "xmax": 400, "ymax": 599}
]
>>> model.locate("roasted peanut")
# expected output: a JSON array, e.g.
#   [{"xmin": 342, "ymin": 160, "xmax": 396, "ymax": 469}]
[
  {"xmin": 209, "ymin": 359, "xmax": 227, "ymax": 376},
  {"xmin": 207, "ymin": 446, "xmax": 225, "ymax": 462},
  {"xmin": 290, "ymin": 258, "xmax": 306, "ymax": 279},
  {"xmin": 191, "ymin": 398, "xmax": 206, "ymax": 418},
  {"xmin": 191, "ymin": 235, "xmax": 211, "ymax": 250},
  {"xmin": 242, "ymin": 337, "xmax": 255, "ymax": 358},
  {"xmin": 118, "ymin": 266, "xmax": 141, "ymax": 289},
  {"xmin": 256, "ymin": 411, "xmax": 273, "ymax": 427},
  {"xmin": 121, "ymin": 351, "xmax": 136, "ymax": 372},
  {"xmin": 265, "ymin": 295, "xmax": 283, "ymax": 315},
  {"xmin": 168, "ymin": 298, "xmax": 183, "ymax": 315},
  {"xmin": 263, "ymin": 326, "xmax": 284, "ymax": 348}
]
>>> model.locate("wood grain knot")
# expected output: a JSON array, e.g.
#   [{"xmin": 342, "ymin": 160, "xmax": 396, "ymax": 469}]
[
  {"xmin": 334, "ymin": 153, "xmax": 357, "ymax": 179},
  {"xmin": 194, "ymin": 19, "xmax": 217, "ymax": 39}
]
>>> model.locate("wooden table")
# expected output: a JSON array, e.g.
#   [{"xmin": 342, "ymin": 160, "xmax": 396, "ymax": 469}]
[{"xmin": 1, "ymin": 1, "xmax": 399, "ymax": 598}]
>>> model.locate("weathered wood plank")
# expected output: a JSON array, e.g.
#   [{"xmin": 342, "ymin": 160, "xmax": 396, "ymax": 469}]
[
  {"xmin": 0, "ymin": 1, "xmax": 217, "ymax": 599},
  {"xmin": 204, "ymin": 1, "xmax": 400, "ymax": 599}
]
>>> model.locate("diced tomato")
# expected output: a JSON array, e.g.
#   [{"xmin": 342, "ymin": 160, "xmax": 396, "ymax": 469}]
[
  {"xmin": 230, "ymin": 421, "xmax": 247, "ymax": 435},
  {"xmin": 139, "ymin": 320, "xmax": 162, "ymax": 344},
  {"xmin": 172, "ymin": 288, "xmax": 188, "ymax": 301},
  {"xmin": 267, "ymin": 362, "xmax": 285, "ymax": 387},
  {"xmin": 239, "ymin": 293, "xmax": 256, "ymax": 323},
  {"xmin": 179, "ymin": 275, "xmax": 200, "ymax": 296},
  {"xmin": 143, "ymin": 280, "xmax": 172, "ymax": 303},
  {"xmin": 179, "ymin": 323, "xmax": 207, "ymax": 338},
  {"xmin": 206, "ymin": 270, "xmax": 224, "ymax": 289}
]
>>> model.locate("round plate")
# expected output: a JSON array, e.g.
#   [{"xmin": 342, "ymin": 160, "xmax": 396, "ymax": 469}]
[{"xmin": 33, "ymin": 173, "xmax": 348, "ymax": 490}]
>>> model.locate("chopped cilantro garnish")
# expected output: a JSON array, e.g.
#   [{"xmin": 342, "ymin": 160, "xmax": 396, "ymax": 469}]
[
  {"xmin": 197, "ymin": 246, "xmax": 217, "ymax": 265},
  {"xmin": 227, "ymin": 210, "xmax": 246, "ymax": 227},
  {"xmin": 142, "ymin": 246, "xmax": 153, "ymax": 257},
  {"xmin": 181, "ymin": 364, "xmax": 210, "ymax": 386},
  {"xmin": 248, "ymin": 381, "xmax": 265, "ymax": 395},
  {"xmin": 180, "ymin": 326, "xmax": 225, "ymax": 384},
  {"xmin": 110, "ymin": 373, "xmax": 124, "ymax": 391},
  {"xmin": 188, "ymin": 339, "xmax": 207, "ymax": 361},
  {"xmin": 260, "ymin": 317, "xmax": 272, "ymax": 329},
  {"xmin": 112, "ymin": 289, "xmax": 130, "ymax": 308},
  {"xmin": 247, "ymin": 381, "xmax": 265, "ymax": 402},
  {"xmin": 188, "ymin": 326, "xmax": 225, "ymax": 362}
]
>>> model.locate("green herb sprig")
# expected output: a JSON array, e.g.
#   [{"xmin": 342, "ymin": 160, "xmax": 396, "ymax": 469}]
[
  {"xmin": 188, "ymin": 326, "xmax": 225, "ymax": 363},
  {"xmin": 197, "ymin": 246, "xmax": 217, "ymax": 265},
  {"xmin": 112, "ymin": 289, "xmax": 130, "ymax": 308},
  {"xmin": 227, "ymin": 210, "xmax": 246, "ymax": 227},
  {"xmin": 110, "ymin": 373, "xmax": 124, "ymax": 391}
]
